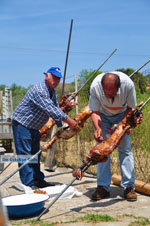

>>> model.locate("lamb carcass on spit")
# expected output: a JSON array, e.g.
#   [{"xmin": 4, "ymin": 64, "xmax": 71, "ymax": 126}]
[
  {"xmin": 39, "ymin": 92, "xmax": 76, "ymax": 139},
  {"xmin": 73, "ymin": 103, "xmax": 143, "ymax": 180},
  {"xmin": 41, "ymin": 103, "xmax": 92, "ymax": 150}
]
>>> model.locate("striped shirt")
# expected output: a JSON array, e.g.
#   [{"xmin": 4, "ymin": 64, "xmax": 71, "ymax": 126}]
[
  {"xmin": 12, "ymin": 81, "xmax": 68, "ymax": 130},
  {"xmin": 89, "ymin": 71, "xmax": 136, "ymax": 116}
]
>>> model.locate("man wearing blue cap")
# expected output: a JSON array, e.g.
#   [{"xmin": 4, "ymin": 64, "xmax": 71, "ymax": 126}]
[{"xmin": 12, "ymin": 67, "xmax": 78, "ymax": 189}]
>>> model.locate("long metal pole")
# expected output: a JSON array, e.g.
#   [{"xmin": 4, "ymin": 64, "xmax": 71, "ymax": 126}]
[
  {"xmin": 35, "ymin": 159, "xmax": 92, "ymax": 221},
  {"xmin": 62, "ymin": 19, "xmax": 73, "ymax": 96},
  {"xmin": 0, "ymin": 150, "xmax": 42, "ymax": 185},
  {"xmin": 129, "ymin": 59, "xmax": 150, "ymax": 78},
  {"xmin": 138, "ymin": 96, "xmax": 150, "ymax": 112},
  {"xmin": 69, "ymin": 48, "xmax": 117, "ymax": 101},
  {"xmin": 36, "ymin": 177, "xmax": 76, "ymax": 221},
  {"xmin": 0, "ymin": 162, "xmax": 12, "ymax": 176}
]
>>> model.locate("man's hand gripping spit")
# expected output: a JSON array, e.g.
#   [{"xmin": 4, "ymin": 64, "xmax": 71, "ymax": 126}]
[
  {"xmin": 63, "ymin": 117, "xmax": 80, "ymax": 130},
  {"xmin": 126, "ymin": 103, "xmax": 143, "ymax": 128},
  {"xmin": 72, "ymin": 155, "xmax": 108, "ymax": 180}
]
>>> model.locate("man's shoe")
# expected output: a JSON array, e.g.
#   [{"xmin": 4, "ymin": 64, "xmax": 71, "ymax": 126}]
[
  {"xmin": 30, "ymin": 185, "xmax": 39, "ymax": 190},
  {"xmin": 124, "ymin": 187, "xmax": 137, "ymax": 201},
  {"xmin": 45, "ymin": 168, "xmax": 55, "ymax": 172},
  {"xmin": 91, "ymin": 186, "xmax": 110, "ymax": 201},
  {"xmin": 36, "ymin": 180, "xmax": 55, "ymax": 188}
]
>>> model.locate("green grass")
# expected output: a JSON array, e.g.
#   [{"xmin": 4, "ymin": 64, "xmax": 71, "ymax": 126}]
[
  {"xmin": 129, "ymin": 217, "xmax": 150, "ymax": 226},
  {"xmin": 80, "ymin": 213, "xmax": 117, "ymax": 223},
  {"xmin": 123, "ymin": 213, "xmax": 137, "ymax": 218},
  {"xmin": 122, "ymin": 214, "xmax": 150, "ymax": 226},
  {"xmin": 10, "ymin": 214, "xmax": 150, "ymax": 226},
  {"xmin": 11, "ymin": 219, "xmax": 77, "ymax": 226},
  {"xmin": 11, "ymin": 219, "xmax": 58, "ymax": 226},
  {"xmin": 11, "ymin": 214, "xmax": 117, "ymax": 225}
]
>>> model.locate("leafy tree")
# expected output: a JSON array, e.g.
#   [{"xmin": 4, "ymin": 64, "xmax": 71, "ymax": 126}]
[
  {"xmin": 10, "ymin": 83, "xmax": 28, "ymax": 109},
  {"xmin": 77, "ymin": 69, "xmax": 102, "ymax": 103},
  {"xmin": 0, "ymin": 85, "xmax": 6, "ymax": 94},
  {"xmin": 116, "ymin": 68, "xmax": 147, "ymax": 94},
  {"xmin": 145, "ymin": 74, "xmax": 150, "ymax": 85},
  {"xmin": 78, "ymin": 69, "xmax": 102, "ymax": 88}
]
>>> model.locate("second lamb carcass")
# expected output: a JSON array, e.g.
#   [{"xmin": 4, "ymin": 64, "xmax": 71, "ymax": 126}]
[
  {"xmin": 41, "ymin": 103, "xmax": 92, "ymax": 150},
  {"xmin": 73, "ymin": 103, "xmax": 143, "ymax": 179},
  {"xmin": 39, "ymin": 92, "xmax": 76, "ymax": 139}
]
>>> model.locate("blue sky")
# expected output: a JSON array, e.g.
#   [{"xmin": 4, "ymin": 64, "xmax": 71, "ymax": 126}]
[{"xmin": 0, "ymin": 0, "xmax": 150, "ymax": 88}]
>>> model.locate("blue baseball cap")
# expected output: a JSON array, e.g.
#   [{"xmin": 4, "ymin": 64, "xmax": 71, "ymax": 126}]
[{"xmin": 44, "ymin": 67, "xmax": 63, "ymax": 78}]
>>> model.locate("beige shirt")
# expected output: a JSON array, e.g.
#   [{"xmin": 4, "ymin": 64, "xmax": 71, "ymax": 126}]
[{"xmin": 89, "ymin": 71, "xmax": 136, "ymax": 116}]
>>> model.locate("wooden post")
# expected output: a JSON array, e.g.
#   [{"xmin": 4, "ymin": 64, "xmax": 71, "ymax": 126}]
[
  {"xmin": 75, "ymin": 73, "xmax": 80, "ymax": 165},
  {"xmin": 44, "ymin": 125, "xmax": 57, "ymax": 171},
  {"xmin": 112, "ymin": 174, "xmax": 150, "ymax": 196}
]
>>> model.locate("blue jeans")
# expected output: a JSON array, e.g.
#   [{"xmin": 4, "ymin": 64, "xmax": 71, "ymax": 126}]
[
  {"xmin": 12, "ymin": 120, "xmax": 44, "ymax": 186},
  {"xmin": 96, "ymin": 112, "xmax": 135, "ymax": 191}
]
